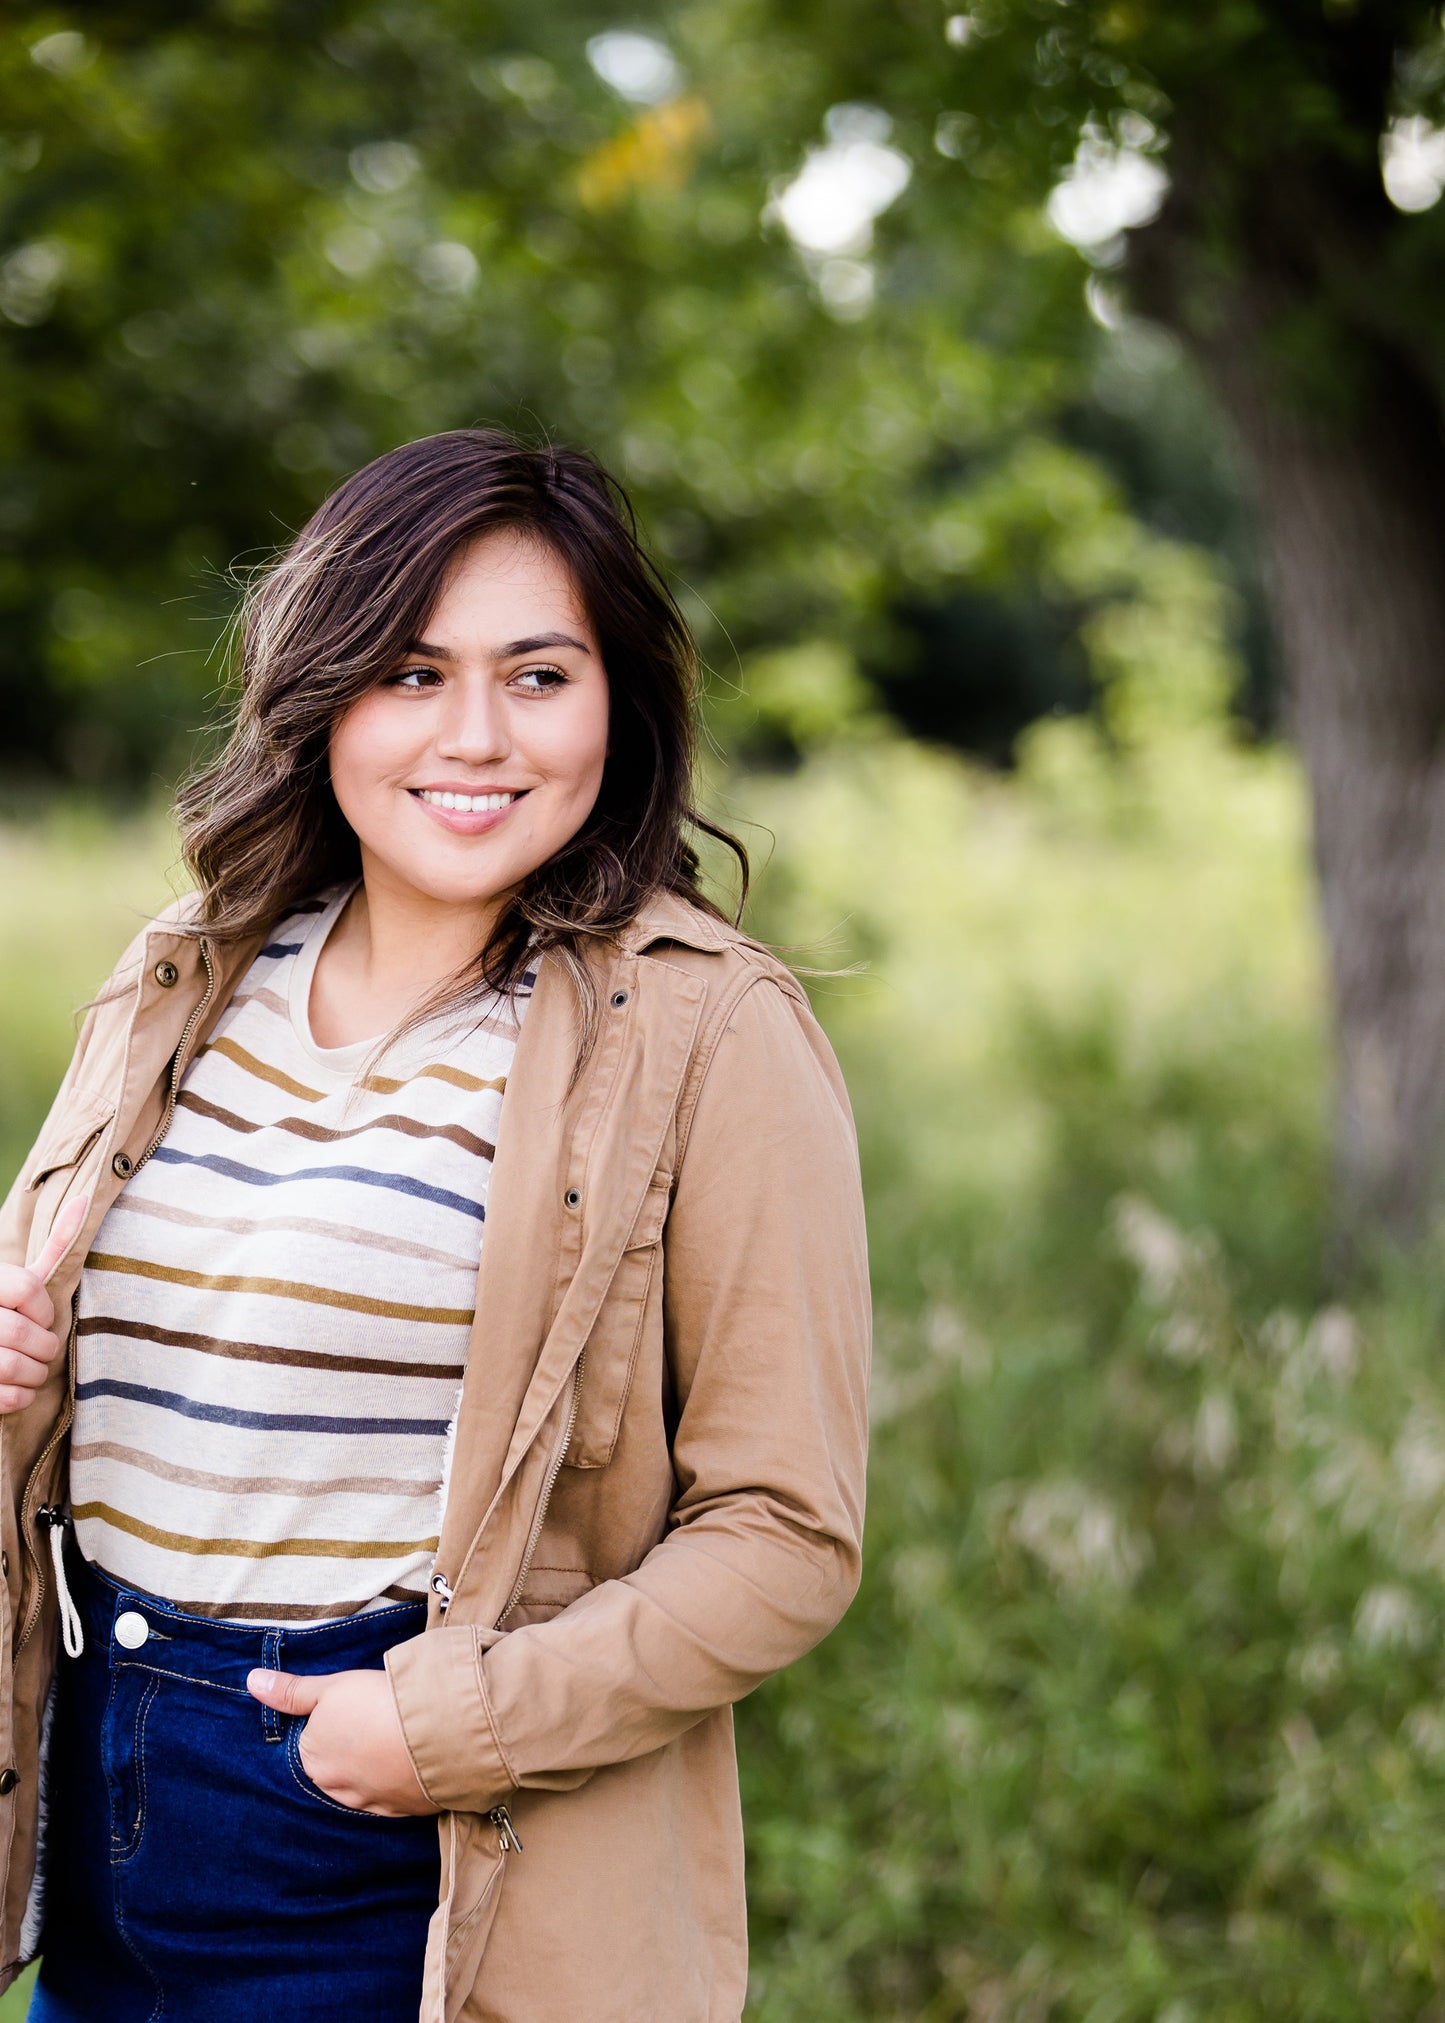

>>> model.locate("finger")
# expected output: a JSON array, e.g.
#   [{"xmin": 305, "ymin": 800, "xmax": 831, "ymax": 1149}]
[
  {"xmin": 0, "ymin": 1266, "xmax": 55, "ymax": 1336},
  {"xmin": 0, "ymin": 1310, "xmax": 59, "ymax": 1362},
  {"xmin": 31, "ymin": 1192, "xmax": 90, "ymax": 1284},
  {"xmin": 0, "ymin": 1350, "xmax": 58, "ymax": 1392},
  {"xmin": 246, "ymin": 1668, "xmax": 324, "ymax": 1716}
]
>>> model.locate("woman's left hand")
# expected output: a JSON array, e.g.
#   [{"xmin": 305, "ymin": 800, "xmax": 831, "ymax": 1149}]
[{"xmin": 246, "ymin": 1664, "xmax": 439, "ymax": 1816}]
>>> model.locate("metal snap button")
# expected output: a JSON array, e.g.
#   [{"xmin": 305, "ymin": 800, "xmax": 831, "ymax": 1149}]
[
  {"xmin": 0, "ymin": 1768, "xmax": 18, "ymax": 1795},
  {"xmin": 564, "ymin": 1188, "xmax": 581, "ymax": 1208},
  {"xmin": 610, "ymin": 990, "xmax": 629, "ymax": 1008},
  {"xmin": 111, "ymin": 1152, "xmax": 134, "ymax": 1179},
  {"xmin": 114, "ymin": 1611, "xmax": 150, "ymax": 1650},
  {"xmin": 153, "ymin": 959, "xmax": 179, "ymax": 987}
]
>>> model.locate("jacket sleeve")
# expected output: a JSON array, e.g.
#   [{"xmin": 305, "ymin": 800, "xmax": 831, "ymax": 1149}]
[{"xmin": 386, "ymin": 970, "xmax": 872, "ymax": 1813}]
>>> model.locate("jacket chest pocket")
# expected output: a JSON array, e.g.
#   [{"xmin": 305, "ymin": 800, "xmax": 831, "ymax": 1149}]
[
  {"xmin": 25, "ymin": 1093, "xmax": 115, "ymax": 1264},
  {"xmin": 564, "ymin": 1174, "xmax": 672, "ymax": 1470}
]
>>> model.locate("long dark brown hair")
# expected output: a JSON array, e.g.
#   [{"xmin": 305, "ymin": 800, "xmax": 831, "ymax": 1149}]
[{"xmin": 165, "ymin": 427, "xmax": 747, "ymax": 1062}]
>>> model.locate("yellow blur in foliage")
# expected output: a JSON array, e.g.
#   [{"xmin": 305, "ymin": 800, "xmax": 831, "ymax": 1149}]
[{"xmin": 576, "ymin": 93, "xmax": 712, "ymax": 209}]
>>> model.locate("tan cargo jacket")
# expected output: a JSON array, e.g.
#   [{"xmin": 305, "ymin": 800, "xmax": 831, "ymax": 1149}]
[{"xmin": 0, "ymin": 884, "xmax": 871, "ymax": 2021}]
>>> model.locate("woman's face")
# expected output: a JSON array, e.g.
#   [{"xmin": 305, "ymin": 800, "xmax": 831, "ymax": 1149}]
[{"xmin": 329, "ymin": 528, "xmax": 609, "ymax": 917}]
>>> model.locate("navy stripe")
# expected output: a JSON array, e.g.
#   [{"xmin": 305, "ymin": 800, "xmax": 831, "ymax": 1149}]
[
  {"xmin": 149, "ymin": 1145, "xmax": 485, "ymax": 1222},
  {"xmin": 258, "ymin": 940, "xmax": 304, "ymax": 958},
  {"xmin": 76, "ymin": 1378, "xmax": 450, "ymax": 1438}
]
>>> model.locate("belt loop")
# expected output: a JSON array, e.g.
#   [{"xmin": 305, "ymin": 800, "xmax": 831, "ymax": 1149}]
[{"xmin": 260, "ymin": 1628, "xmax": 283, "ymax": 1741}]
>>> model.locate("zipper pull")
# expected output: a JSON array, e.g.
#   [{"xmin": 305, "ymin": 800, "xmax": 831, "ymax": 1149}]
[
  {"xmin": 37, "ymin": 1507, "xmax": 84, "ymax": 1659},
  {"xmin": 429, "ymin": 1572, "xmax": 454, "ymax": 1612},
  {"xmin": 486, "ymin": 1804, "xmax": 523, "ymax": 1852}
]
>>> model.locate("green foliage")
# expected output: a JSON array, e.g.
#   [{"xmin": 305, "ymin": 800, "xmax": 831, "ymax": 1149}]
[
  {"xmin": 0, "ymin": 0, "xmax": 1273, "ymax": 785},
  {"xmin": 13, "ymin": 722, "xmax": 1445, "ymax": 2017}
]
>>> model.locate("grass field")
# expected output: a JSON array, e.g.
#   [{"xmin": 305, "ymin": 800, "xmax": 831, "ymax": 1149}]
[{"xmin": 8, "ymin": 729, "xmax": 1445, "ymax": 2016}]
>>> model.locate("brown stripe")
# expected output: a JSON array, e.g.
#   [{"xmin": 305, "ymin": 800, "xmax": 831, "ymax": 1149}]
[
  {"xmin": 225, "ymin": 985, "xmax": 289, "ymax": 1019},
  {"xmin": 77, "ymin": 1314, "xmax": 466, "ymax": 1383},
  {"xmin": 360, "ymin": 1064, "xmax": 507, "ymax": 1096},
  {"xmin": 70, "ymin": 1440, "xmax": 441, "ymax": 1500},
  {"xmin": 196, "ymin": 1036, "xmax": 325, "ymax": 1102},
  {"xmin": 109, "ymin": 1193, "xmax": 480, "ymax": 1273},
  {"xmin": 74, "ymin": 1501, "xmax": 438, "ymax": 1561},
  {"xmin": 141, "ymin": 1586, "xmax": 422, "ymax": 1622},
  {"xmin": 83, "ymin": 1252, "xmax": 474, "ymax": 1326},
  {"xmin": 176, "ymin": 1087, "xmax": 496, "ymax": 1162}
]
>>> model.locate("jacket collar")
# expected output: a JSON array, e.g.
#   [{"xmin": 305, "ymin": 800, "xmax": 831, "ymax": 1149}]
[
  {"xmin": 151, "ymin": 882, "xmax": 730, "ymax": 998},
  {"xmin": 616, "ymin": 888, "xmax": 731, "ymax": 956}
]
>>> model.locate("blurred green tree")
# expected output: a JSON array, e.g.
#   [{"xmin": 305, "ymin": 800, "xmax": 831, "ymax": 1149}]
[
  {"xmin": 4, "ymin": 0, "xmax": 1441, "ymax": 1244},
  {"xmin": 861, "ymin": 0, "xmax": 1445, "ymax": 1245}
]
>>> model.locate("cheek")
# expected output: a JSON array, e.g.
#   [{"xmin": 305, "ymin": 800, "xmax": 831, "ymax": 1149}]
[
  {"xmin": 560, "ymin": 691, "xmax": 611, "ymax": 799},
  {"xmin": 329, "ymin": 699, "xmax": 412, "ymax": 808}
]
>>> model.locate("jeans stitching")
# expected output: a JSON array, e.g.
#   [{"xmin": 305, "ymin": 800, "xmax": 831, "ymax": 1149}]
[
  {"xmin": 112, "ymin": 1662, "xmax": 250, "ymax": 1699},
  {"xmin": 112, "ymin": 1677, "xmax": 159, "ymax": 1864},
  {"xmin": 284, "ymin": 1719, "xmax": 400, "ymax": 1822},
  {"xmin": 105, "ymin": 1681, "xmax": 167, "ymax": 2020}
]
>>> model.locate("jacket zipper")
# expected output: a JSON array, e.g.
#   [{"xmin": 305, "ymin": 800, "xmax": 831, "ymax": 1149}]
[
  {"xmin": 14, "ymin": 1288, "xmax": 80, "ymax": 1657},
  {"xmin": 464, "ymin": 1355, "xmax": 587, "ymax": 1861},
  {"xmin": 14, "ymin": 935, "xmax": 216, "ymax": 1656},
  {"xmin": 486, "ymin": 1804, "xmax": 523, "ymax": 1851},
  {"xmin": 127, "ymin": 935, "xmax": 216, "ymax": 1182},
  {"xmin": 492, "ymin": 1346, "xmax": 588, "ymax": 1631}
]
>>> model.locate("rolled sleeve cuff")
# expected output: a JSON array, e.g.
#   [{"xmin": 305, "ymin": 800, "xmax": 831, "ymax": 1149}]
[{"xmin": 385, "ymin": 1626, "xmax": 515, "ymax": 1814}]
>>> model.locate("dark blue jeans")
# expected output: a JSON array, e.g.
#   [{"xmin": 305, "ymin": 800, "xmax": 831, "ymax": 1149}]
[{"xmin": 28, "ymin": 1547, "xmax": 441, "ymax": 2023}]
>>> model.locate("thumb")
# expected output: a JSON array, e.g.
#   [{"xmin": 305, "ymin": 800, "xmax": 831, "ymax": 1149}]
[
  {"xmin": 30, "ymin": 1191, "xmax": 91, "ymax": 1284},
  {"xmin": 247, "ymin": 1667, "xmax": 324, "ymax": 1716}
]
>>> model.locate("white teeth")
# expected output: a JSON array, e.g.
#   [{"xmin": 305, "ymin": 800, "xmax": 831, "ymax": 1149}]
[{"xmin": 417, "ymin": 790, "xmax": 517, "ymax": 813}]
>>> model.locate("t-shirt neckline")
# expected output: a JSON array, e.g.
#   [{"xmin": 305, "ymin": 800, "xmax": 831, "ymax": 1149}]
[{"xmin": 286, "ymin": 877, "xmax": 379, "ymax": 1074}]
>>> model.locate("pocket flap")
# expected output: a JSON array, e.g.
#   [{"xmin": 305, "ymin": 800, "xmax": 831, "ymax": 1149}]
[
  {"xmin": 624, "ymin": 1174, "xmax": 672, "ymax": 1250},
  {"xmin": 26, "ymin": 1093, "xmax": 115, "ymax": 1189}
]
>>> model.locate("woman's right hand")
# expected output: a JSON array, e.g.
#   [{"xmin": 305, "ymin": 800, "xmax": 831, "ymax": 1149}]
[{"xmin": 0, "ymin": 1193, "xmax": 90, "ymax": 1415}]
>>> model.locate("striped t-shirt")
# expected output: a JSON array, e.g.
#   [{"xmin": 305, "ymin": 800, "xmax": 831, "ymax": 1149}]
[{"xmin": 71, "ymin": 876, "xmax": 530, "ymax": 1622}]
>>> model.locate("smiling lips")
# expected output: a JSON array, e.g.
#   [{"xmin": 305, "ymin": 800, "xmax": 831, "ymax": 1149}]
[{"xmin": 409, "ymin": 786, "xmax": 527, "ymax": 832}]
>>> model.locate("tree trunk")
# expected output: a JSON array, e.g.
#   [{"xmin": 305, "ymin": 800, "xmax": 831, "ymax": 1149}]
[
  {"xmin": 1133, "ymin": 232, "xmax": 1445, "ymax": 1246},
  {"xmin": 1204, "ymin": 351, "xmax": 1445, "ymax": 1245}
]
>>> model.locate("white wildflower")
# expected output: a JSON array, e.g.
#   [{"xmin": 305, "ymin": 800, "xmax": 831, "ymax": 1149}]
[
  {"xmin": 1354, "ymin": 1584, "xmax": 1427, "ymax": 1653},
  {"xmin": 1402, "ymin": 1705, "xmax": 1445, "ymax": 1760},
  {"xmin": 1112, "ymin": 1194, "xmax": 1194, "ymax": 1300},
  {"xmin": 1193, "ymin": 1391, "xmax": 1239, "ymax": 1478},
  {"xmin": 1302, "ymin": 1305, "xmax": 1360, "ymax": 1387},
  {"xmin": 1003, "ymin": 1478, "xmax": 1149, "ymax": 1593},
  {"xmin": 1393, "ymin": 1411, "xmax": 1445, "ymax": 1502}
]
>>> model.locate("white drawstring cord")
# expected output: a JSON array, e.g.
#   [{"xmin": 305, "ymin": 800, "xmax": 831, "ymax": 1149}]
[{"xmin": 40, "ymin": 1510, "xmax": 84, "ymax": 1658}]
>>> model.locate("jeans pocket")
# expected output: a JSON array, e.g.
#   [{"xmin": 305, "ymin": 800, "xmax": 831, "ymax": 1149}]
[
  {"xmin": 284, "ymin": 1716, "xmax": 391, "ymax": 1821},
  {"xmin": 104, "ymin": 1671, "xmax": 160, "ymax": 1862}
]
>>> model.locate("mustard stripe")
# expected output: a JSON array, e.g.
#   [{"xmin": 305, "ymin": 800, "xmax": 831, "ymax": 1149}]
[
  {"xmin": 360, "ymin": 1064, "xmax": 507, "ymax": 1095},
  {"xmin": 197, "ymin": 1035, "xmax": 325, "ymax": 1102},
  {"xmin": 139, "ymin": 1588, "xmax": 423, "ymax": 1621},
  {"xmin": 73, "ymin": 1502, "xmax": 438, "ymax": 1561},
  {"xmin": 83, "ymin": 1251, "xmax": 474, "ymax": 1325}
]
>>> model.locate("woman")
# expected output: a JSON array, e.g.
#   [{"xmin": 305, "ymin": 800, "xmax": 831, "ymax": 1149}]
[{"xmin": 0, "ymin": 429, "xmax": 870, "ymax": 2022}]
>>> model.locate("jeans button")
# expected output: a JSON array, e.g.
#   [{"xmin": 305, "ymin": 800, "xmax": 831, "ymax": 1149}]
[{"xmin": 114, "ymin": 1611, "xmax": 150, "ymax": 1650}]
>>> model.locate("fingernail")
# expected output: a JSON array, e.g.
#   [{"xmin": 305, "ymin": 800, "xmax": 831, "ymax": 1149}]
[{"xmin": 247, "ymin": 1668, "xmax": 271, "ymax": 1696}]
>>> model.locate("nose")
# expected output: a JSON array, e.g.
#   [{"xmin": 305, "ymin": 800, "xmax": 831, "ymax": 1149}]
[{"xmin": 434, "ymin": 669, "xmax": 511, "ymax": 767}]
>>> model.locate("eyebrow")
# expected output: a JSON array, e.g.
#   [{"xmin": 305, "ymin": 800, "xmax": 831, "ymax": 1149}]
[{"xmin": 404, "ymin": 631, "xmax": 592, "ymax": 661}]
